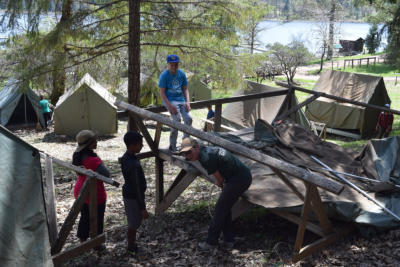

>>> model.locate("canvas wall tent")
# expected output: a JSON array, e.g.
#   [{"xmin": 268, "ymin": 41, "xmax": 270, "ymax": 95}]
[
  {"xmin": 0, "ymin": 79, "xmax": 45, "ymax": 127},
  {"xmin": 221, "ymin": 80, "xmax": 310, "ymax": 129},
  {"xmin": 188, "ymin": 76, "xmax": 212, "ymax": 101},
  {"xmin": 54, "ymin": 73, "xmax": 117, "ymax": 137},
  {"xmin": 115, "ymin": 74, "xmax": 160, "ymax": 106},
  {"xmin": 305, "ymin": 70, "xmax": 391, "ymax": 138},
  {"xmin": 0, "ymin": 125, "xmax": 53, "ymax": 266}
]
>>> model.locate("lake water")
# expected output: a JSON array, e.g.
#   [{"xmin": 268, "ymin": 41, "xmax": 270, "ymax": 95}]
[
  {"xmin": 257, "ymin": 20, "xmax": 386, "ymax": 54},
  {"xmin": 1, "ymin": 15, "xmax": 386, "ymax": 55}
]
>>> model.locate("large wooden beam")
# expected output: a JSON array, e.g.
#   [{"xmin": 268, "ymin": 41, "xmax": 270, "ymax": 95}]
[
  {"xmin": 51, "ymin": 178, "xmax": 90, "ymax": 255},
  {"xmin": 117, "ymin": 89, "xmax": 289, "ymax": 117},
  {"xmin": 214, "ymin": 103, "xmax": 222, "ymax": 132},
  {"xmin": 40, "ymin": 153, "xmax": 119, "ymax": 187},
  {"xmin": 275, "ymin": 81, "xmax": 400, "ymax": 115},
  {"xmin": 52, "ymin": 234, "xmax": 105, "ymax": 266},
  {"xmin": 116, "ymin": 101, "xmax": 344, "ymax": 194}
]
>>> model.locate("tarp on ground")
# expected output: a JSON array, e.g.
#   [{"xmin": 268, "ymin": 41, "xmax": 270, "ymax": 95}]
[
  {"xmin": 0, "ymin": 78, "xmax": 45, "ymax": 127},
  {"xmin": 54, "ymin": 73, "xmax": 117, "ymax": 137},
  {"xmin": 188, "ymin": 76, "xmax": 212, "ymax": 102},
  {"xmin": 0, "ymin": 125, "xmax": 53, "ymax": 266},
  {"xmin": 305, "ymin": 70, "xmax": 391, "ymax": 138},
  {"xmin": 222, "ymin": 80, "xmax": 310, "ymax": 130},
  {"xmin": 217, "ymin": 120, "xmax": 400, "ymax": 232}
]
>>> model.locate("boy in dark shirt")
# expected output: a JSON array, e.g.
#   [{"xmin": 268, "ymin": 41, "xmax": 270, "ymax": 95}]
[{"xmin": 120, "ymin": 131, "xmax": 148, "ymax": 254}]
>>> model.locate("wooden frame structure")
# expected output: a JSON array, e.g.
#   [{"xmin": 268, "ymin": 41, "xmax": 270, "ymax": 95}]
[
  {"xmin": 115, "ymin": 91, "xmax": 356, "ymax": 262},
  {"xmin": 40, "ymin": 153, "xmax": 119, "ymax": 266}
]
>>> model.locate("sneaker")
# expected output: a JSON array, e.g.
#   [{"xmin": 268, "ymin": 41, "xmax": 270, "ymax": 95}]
[
  {"xmin": 169, "ymin": 145, "xmax": 179, "ymax": 154},
  {"xmin": 197, "ymin": 241, "xmax": 217, "ymax": 251},
  {"xmin": 94, "ymin": 244, "xmax": 106, "ymax": 252},
  {"xmin": 127, "ymin": 246, "xmax": 138, "ymax": 256}
]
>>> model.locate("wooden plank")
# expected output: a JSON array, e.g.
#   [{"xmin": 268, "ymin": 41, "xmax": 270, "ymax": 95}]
[
  {"xmin": 309, "ymin": 185, "xmax": 333, "ymax": 235},
  {"xmin": 271, "ymin": 210, "xmax": 324, "ymax": 237},
  {"xmin": 165, "ymin": 169, "xmax": 187, "ymax": 196},
  {"xmin": 116, "ymin": 101, "xmax": 344, "ymax": 194},
  {"xmin": 156, "ymin": 172, "xmax": 198, "ymax": 213},
  {"xmin": 44, "ymin": 155, "xmax": 58, "ymax": 247},
  {"xmin": 136, "ymin": 151, "xmax": 154, "ymax": 160},
  {"xmin": 89, "ymin": 178, "xmax": 98, "ymax": 238},
  {"xmin": 270, "ymin": 167, "xmax": 304, "ymax": 201},
  {"xmin": 275, "ymin": 93, "xmax": 321, "ymax": 122},
  {"xmin": 52, "ymin": 234, "xmax": 105, "ymax": 266},
  {"xmin": 293, "ymin": 225, "xmax": 354, "ymax": 262},
  {"xmin": 136, "ymin": 118, "xmax": 159, "ymax": 156},
  {"xmin": 232, "ymin": 198, "xmax": 256, "ymax": 220},
  {"xmin": 214, "ymin": 103, "xmax": 222, "ymax": 132},
  {"xmin": 275, "ymin": 81, "xmax": 400, "ymax": 115},
  {"xmin": 293, "ymin": 184, "xmax": 313, "ymax": 253},
  {"xmin": 200, "ymin": 118, "xmax": 237, "ymax": 132},
  {"xmin": 154, "ymin": 122, "xmax": 163, "ymax": 147},
  {"xmin": 41, "ymin": 153, "xmax": 119, "ymax": 187},
  {"xmin": 51, "ymin": 179, "xmax": 90, "ymax": 255},
  {"xmin": 155, "ymin": 157, "xmax": 164, "ymax": 210}
]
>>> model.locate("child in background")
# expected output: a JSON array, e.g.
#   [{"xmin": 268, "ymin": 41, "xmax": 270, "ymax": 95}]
[
  {"xmin": 376, "ymin": 103, "xmax": 394, "ymax": 138},
  {"xmin": 120, "ymin": 131, "xmax": 148, "ymax": 254}
]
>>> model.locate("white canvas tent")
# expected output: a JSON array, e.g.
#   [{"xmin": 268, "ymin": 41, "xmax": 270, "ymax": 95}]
[
  {"xmin": 0, "ymin": 78, "xmax": 45, "ymax": 127},
  {"xmin": 54, "ymin": 73, "xmax": 117, "ymax": 137},
  {"xmin": 222, "ymin": 80, "xmax": 310, "ymax": 129},
  {"xmin": 188, "ymin": 76, "xmax": 212, "ymax": 102},
  {"xmin": 0, "ymin": 124, "xmax": 53, "ymax": 266}
]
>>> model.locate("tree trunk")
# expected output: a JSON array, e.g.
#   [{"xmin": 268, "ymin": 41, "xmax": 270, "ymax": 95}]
[
  {"xmin": 50, "ymin": 0, "xmax": 73, "ymax": 104},
  {"xmin": 128, "ymin": 0, "xmax": 141, "ymax": 131},
  {"xmin": 318, "ymin": 43, "xmax": 326, "ymax": 74},
  {"xmin": 327, "ymin": 0, "xmax": 336, "ymax": 60}
]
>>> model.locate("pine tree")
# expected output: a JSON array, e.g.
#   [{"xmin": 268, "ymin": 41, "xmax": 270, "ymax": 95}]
[{"xmin": 365, "ymin": 24, "xmax": 381, "ymax": 54}]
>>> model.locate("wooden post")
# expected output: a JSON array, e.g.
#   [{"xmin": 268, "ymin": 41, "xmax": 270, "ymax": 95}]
[
  {"xmin": 154, "ymin": 122, "xmax": 163, "ymax": 147},
  {"xmin": 374, "ymin": 57, "xmax": 376, "ymax": 67},
  {"xmin": 367, "ymin": 58, "xmax": 369, "ymax": 68},
  {"xmin": 214, "ymin": 103, "xmax": 222, "ymax": 132},
  {"xmin": 343, "ymin": 60, "xmax": 345, "ymax": 69},
  {"xmin": 89, "ymin": 177, "xmax": 98, "ymax": 238},
  {"xmin": 44, "ymin": 155, "xmax": 58, "ymax": 247},
  {"xmin": 351, "ymin": 59, "xmax": 354, "ymax": 68},
  {"xmin": 293, "ymin": 183, "xmax": 312, "ymax": 253},
  {"xmin": 331, "ymin": 60, "xmax": 333, "ymax": 70},
  {"xmin": 155, "ymin": 158, "xmax": 164, "ymax": 211}
]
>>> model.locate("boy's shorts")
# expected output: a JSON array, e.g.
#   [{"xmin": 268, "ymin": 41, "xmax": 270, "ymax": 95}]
[{"xmin": 123, "ymin": 198, "xmax": 143, "ymax": 230}]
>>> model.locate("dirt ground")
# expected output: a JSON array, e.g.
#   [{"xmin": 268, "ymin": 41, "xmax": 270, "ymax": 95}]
[{"xmin": 13, "ymin": 118, "xmax": 400, "ymax": 267}]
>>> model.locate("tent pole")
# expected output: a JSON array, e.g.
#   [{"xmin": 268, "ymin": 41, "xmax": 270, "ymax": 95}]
[
  {"xmin": 24, "ymin": 94, "xmax": 27, "ymax": 124},
  {"xmin": 311, "ymin": 156, "xmax": 400, "ymax": 222}
]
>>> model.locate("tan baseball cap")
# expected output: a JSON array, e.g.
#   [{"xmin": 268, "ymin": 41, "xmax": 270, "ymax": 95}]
[{"xmin": 180, "ymin": 137, "xmax": 197, "ymax": 153}]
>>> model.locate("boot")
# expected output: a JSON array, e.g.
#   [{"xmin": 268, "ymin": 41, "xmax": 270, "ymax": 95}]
[{"xmin": 127, "ymin": 228, "xmax": 138, "ymax": 253}]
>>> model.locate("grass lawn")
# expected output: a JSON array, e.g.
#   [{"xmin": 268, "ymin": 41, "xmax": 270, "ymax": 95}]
[{"xmin": 333, "ymin": 63, "xmax": 400, "ymax": 77}]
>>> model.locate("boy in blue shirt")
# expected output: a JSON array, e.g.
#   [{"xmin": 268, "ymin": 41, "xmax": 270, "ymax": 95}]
[{"xmin": 159, "ymin": 54, "xmax": 193, "ymax": 152}]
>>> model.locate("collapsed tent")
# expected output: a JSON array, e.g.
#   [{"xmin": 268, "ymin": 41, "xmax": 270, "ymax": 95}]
[
  {"xmin": 188, "ymin": 75, "xmax": 211, "ymax": 102},
  {"xmin": 222, "ymin": 80, "xmax": 309, "ymax": 129},
  {"xmin": 0, "ymin": 78, "xmax": 45, "ymax": 127},
  {"xmin": 54, "ymin": 73, "xmax": 117, "ymax": 137},
  {"xmin": 217, "ymin": 120, "xmax": 400, "ymax": 232},
  {"xmin": 305, "ymin": 70, "xmax": 390, "ymax": 138},
  {"xmin": 0, "ymin": 125, "xmax": 52, "ymax": 266}
]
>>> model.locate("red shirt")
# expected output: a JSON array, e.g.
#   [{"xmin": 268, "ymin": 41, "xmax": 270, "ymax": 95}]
[
  {"xmin": 378, "ymin": 112, "xmax": 394, "ymax": 130},
  {"xmin": 73, "ymin": 156, "xmax": 107, "ymax": 204}
]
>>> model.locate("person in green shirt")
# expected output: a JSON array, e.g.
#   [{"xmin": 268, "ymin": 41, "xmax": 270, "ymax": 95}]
[
  {"xmin": 180, "ymin": 137, "xmax": 252, "ymax": 250},
  {"xmin": 39, "ymin": 95, "xmax": 53, "ymax": 130}
]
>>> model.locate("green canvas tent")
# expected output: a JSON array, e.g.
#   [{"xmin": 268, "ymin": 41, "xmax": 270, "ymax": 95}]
[
  {"xmin": 222, "ymin": 80, "xmax": 310, "ymax": 129},
  {"xmin": 188, "ymin": 76, "xmax": 212, "ymax": 102},
  {"xmin": 305, "ymin": 70, "xmax": 391, "ymax": 138},
  {"xmin": 114, "ymin": 74, "xmax": 160, "ymax": 106},
  {"xmin": 0, "ymin": 125, "xmax": 53, "ymax": 266},
  {"xmin": 0, "ymin": 78, "xmax": 45, "ymax": 127},
  {"xmin": 54, "ymin": 73, "xmax": 117, "ymax": 137}
]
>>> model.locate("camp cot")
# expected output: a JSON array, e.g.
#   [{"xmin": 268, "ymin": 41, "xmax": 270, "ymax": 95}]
[
  {"xmin": 0, "ymin": 78, "xmax": 45, "ymax": 127},
  {"xmin": 53, "ymin": 73, "xmax": 117, "ymax": 138},
  {"xmin": 221, "ymin": 80, "xmax": 310, "ymax": 129},
  {"xmin": 305, "ymin": 70, "xmax": 391, "ymax": 138}
]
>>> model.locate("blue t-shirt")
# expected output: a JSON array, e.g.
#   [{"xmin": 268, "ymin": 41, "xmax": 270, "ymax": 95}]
[
  {"xmin": 158, "ymin": 69, "xmax": 188, "ymax": 102},
  {"xmin": 207, "ymin": 110, "xmax": 215, "ymax": 119}
]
